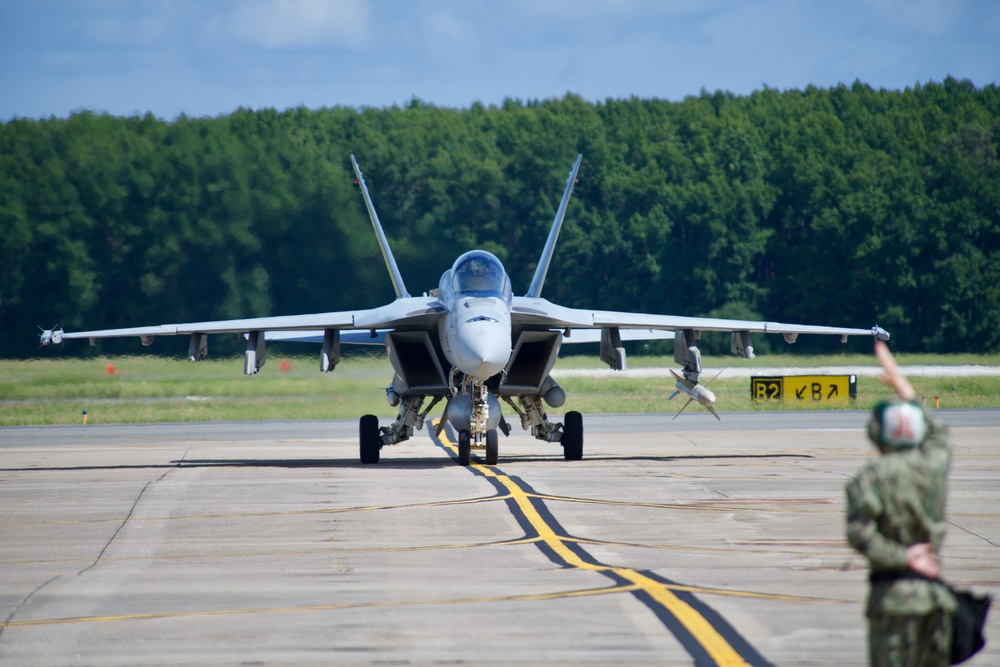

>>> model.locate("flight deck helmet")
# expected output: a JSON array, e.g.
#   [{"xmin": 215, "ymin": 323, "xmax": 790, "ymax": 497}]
[{"xmin": 867, "ymin": 400, "xmax": 927, "ymax": 451}]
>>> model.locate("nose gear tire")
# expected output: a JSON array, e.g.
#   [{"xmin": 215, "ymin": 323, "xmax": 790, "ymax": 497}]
[
  {"xmin": 458, "ymin": 430, "xmax": 472, "ymax": 466},
  {"xmin": 486, "ymin": 429, "xmax": 499, "ymax": 465}
]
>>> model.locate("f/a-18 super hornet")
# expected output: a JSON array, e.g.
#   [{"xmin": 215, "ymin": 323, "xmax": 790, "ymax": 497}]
[{"xmin": 40, "ymin": 154, "xmax": 889, "ymax": 465}]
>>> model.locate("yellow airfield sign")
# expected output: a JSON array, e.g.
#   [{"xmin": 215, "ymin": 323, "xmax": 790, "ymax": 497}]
[{"xmin": 751, "ymin": 375, "xmax": 857, "ymax": 404}]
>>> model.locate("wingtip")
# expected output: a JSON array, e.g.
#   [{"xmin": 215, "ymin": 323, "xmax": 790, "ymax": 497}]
[{"xmin": 38, "ymin": 326, "xmax": 64, "ymax": 347}]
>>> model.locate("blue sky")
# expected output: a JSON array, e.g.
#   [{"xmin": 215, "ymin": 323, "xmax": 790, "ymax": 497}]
[{"xmin": 2, "ymin": 0, "xmax": 998, "ymax": 121}]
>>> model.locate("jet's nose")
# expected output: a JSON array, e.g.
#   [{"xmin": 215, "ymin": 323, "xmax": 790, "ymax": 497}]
[{"xmin": 454, "ymin": 318, "xmax": 511, "ymax": 381}]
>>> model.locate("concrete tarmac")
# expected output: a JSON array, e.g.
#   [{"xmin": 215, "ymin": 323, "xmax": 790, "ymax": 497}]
[{"xmin": 1, "ymin": 412, "xmax": 998, "ymax": 666}]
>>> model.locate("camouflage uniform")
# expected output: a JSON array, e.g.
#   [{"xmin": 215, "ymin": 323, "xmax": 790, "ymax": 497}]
[{"xmin": 846, "ymin": 405, "xmax": 956, "ymax": 667}]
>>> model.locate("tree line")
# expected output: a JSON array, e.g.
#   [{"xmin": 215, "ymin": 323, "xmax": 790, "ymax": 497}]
[{"xmin": 2, "ymin": 77, "xmax": 998, "ymax": 359}]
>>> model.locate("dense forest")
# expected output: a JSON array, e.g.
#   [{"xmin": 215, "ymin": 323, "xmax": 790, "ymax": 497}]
[{"xmin": 2, "ymin": 78, "xmax": 998, "ymax": 359}]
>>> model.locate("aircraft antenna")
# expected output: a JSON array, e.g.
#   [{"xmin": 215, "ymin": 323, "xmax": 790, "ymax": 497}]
[
  {"xmin": 526, "ymin": 154, "xmax": 583, "ymax": 298},
  {"xmin": 351, "ymin": 155, "xmax": 410, "ymax": 299}
]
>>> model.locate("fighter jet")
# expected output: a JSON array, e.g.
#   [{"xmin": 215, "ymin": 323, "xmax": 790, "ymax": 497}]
[{"xmin": 40, "ymin": 154, "xmax": 889, "ymax": 465}]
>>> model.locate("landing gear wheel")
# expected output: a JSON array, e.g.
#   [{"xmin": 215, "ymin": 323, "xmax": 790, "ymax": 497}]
[
  {"xmin": 485, "ymin": 429, "xmax": 499, "ymax": 465},
  {"xmin": 458, "ymin": 430, "xmax": 471, "ymax": 466},
  {"xmin": 562, "ymin": 411, "xmax": 583, "ymax": 461},
  {"xmin": 359, "ymin": 414, "xmax": 381, "ymax": 464}
]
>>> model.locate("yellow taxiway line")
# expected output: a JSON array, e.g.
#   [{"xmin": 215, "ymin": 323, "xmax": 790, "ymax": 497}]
[{"xmin": 435, "ymin": 421, "xmax": 752, "ymax": 667}]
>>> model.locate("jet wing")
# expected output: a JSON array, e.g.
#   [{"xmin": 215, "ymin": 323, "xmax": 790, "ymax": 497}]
[
  {"xmin": 264, "ymin": 327, "xmax": 673, "ymax": 346},
  {"xmin": 263, "ymin": 329, "xmax": 391, "ymax": 345},
  {"xmin": 49, "ymin": 297, "xmax": 444, "ymax": 344},
  {"xmin": 560, "ymin": 328, "xmax": 675, "ymax": 343},
  {"xmin": 591, "ymin": 310, "xmax": 890, "ymax": 340},
  {"xmin": 511, "ymin": 297, "xmax": 889, "ymax": 341}
]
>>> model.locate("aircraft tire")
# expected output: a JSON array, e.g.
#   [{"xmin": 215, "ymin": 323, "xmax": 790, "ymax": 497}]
[
  {"xmin": 458, "ymin": 430, "xmax": 472, "ymax": 466},
  {"xmin": 359, "ymin": 414, "xmax": 381, "ymax": 464},
  {"xmin": 485, "ymin": 429, "xmax": 499, "ymax": 465},
  {"xmin": 562, "ymin": 411, "xmax": 583, "ymax": 461}
]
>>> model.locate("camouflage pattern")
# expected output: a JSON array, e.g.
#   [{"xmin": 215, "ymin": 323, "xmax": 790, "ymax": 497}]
[
  {"xmin": 846, "ymin": 406, "xmax": 956, "ymax": 664},
  {"xmin": 869, "ymin": 611, "xmax": 952, "ymax": 667}
]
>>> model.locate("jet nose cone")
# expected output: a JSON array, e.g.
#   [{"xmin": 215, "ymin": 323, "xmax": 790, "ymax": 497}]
[{"xmin": 455, "ymin": 321, "xmax": 511, "ymax": 381}]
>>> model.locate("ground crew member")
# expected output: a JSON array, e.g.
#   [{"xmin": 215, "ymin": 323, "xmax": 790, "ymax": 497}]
[{"xmin": 846, "ymin": 341, "xmax": 957, "ymax": 666}]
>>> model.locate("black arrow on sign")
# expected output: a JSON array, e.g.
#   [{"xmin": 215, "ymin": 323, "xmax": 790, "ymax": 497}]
[{"xmin": 828, "ymin": 385, "xmax": 839, "ymax": 399}]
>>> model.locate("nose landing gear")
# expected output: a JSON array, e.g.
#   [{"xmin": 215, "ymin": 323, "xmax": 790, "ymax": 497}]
[{"xmin": 456, "ymin": 428, "xmax": 499, "ymax": 466}]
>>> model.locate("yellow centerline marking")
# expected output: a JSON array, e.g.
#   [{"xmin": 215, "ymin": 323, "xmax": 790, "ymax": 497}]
[
  {"xmin": 483, "ymin": 466, "xmax": 748, "ymax": 666},
  {"xmin": 436, "ymin": 422, "xmax": 750, "ymax": 667}
]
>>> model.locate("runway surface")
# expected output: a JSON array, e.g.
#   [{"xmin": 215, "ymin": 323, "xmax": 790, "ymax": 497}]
[{"xmin": 2, "ymin": 412, "xmax": 998, "ymax": 666}]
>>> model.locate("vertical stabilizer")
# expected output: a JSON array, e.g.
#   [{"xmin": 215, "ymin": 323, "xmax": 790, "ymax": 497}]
[
  {"xmin": 351, "ymin": 155, "xmax": 411, "ymax": 299},
  {"xmin": 526, "ymin": 154, "xmax": 583, "ymax": 298}
]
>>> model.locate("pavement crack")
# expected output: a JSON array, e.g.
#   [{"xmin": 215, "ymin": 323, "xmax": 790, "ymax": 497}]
[
  {"xmin": 0, "ymin": 575, "xmax": 61, "ymax": 640},
  {"xmin": 77, "ymin": 449, "xmax": 189, "ymax": 575},
  {"xmin": 948, "ymin": 518, "xmax": 999, "ymax": 548}
]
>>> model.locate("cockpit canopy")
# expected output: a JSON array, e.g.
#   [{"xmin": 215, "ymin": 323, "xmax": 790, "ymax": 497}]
[{"xmin": 451, "ymin": 251, "xmax": 510, "ymax": 300}]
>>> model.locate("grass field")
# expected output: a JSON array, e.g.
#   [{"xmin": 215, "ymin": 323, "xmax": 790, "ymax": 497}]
[{"xmin": 2, "ymin": 352, "xmax": 999, "ymax": 427}]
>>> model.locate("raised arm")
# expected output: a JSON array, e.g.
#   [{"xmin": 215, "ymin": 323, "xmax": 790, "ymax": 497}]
[{"xmin": 874, "ymin": 340, "xmax": 917, "ymax": 402}]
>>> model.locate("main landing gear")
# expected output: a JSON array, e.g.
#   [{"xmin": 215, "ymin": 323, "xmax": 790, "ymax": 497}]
[
  {"xmin": 358, "ymin": 385, "xmax": 584, "ymax": 465},
  {"xmin": 561, "ymin": 411, "xmax": 583, "ymax": 461},
  {"xmin": 359, "ymin": 414, "xmax": 381, "ymax": 464}
]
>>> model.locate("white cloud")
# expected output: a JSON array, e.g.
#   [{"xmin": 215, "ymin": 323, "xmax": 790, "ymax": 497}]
[{"xmin": 230, "ymin": 0, "xmax": 371, "ymax": 50}]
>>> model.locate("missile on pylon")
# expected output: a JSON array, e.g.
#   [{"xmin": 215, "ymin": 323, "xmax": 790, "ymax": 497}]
[
  {"xmin": 668, "ymin": 369, "xmax": 721, "ymax": 420},
  {"xmin": 39, "ymin": 327, "xmax": 64, "ymax": 346}
]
